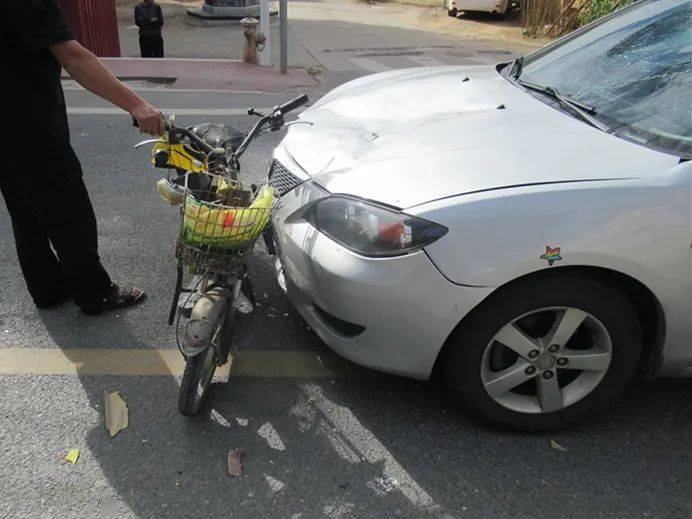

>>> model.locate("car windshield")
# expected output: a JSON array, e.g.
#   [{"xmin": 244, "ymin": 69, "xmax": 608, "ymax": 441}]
[{"xmin": 518, "ymin": 0, "xmax": 691, "ymax": 156}]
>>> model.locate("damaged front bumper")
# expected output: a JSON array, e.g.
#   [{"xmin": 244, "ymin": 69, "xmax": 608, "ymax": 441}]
[{"xmin": 269, "ymin": 172, "xmax": 493, "ymax": 379}]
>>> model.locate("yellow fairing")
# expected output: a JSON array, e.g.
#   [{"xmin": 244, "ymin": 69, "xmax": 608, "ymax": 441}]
[{"xmin": 152, "ymin": 142, "xmax": 207, "ymax": 173}]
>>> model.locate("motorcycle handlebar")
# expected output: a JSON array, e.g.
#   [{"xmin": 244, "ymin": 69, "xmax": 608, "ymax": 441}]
[
  {"xmin": 134, "ymin": 93, "xmax": 308, "ymax": 159},
  {"xmin": 133, "ymin": 117, "xmax": 215, "ymax": 153},
  {"xmin": 277, "ymin": 94, "xmax": 309, "ymax": 115}
]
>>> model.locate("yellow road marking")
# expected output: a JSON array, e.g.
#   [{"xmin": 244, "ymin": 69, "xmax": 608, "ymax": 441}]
[{"xmin": 0, "ymin": 348, "xmax": 359, "ymax": 378}]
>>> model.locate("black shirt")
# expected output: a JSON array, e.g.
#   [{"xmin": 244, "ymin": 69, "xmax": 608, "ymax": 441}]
[
  {"xmin": 135, "ymin": 2, "xmax": 164, "ymax": 36},
  {"xmin": 0, "ymin": 0, "xmax": 75, "ymax": 159}
]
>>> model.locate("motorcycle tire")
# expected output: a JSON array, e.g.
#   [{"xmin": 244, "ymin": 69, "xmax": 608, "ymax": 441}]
[{"xmin": 178, "ymin": 305, "xmax": 236, "ymax": 416}]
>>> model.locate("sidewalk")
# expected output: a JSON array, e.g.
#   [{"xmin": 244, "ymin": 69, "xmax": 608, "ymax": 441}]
[
  {"xmin": 69, "ymin": 58, "xmax": 318, "ymax": 92},
  {"xmin": 115, "ymin": 0, "xmax": 541, "ymax": 64}
]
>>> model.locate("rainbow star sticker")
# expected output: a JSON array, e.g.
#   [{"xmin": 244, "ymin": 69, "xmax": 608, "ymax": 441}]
[{"xmin": 540, "ymin": 246, "xmax": 562, "ymax": 266}]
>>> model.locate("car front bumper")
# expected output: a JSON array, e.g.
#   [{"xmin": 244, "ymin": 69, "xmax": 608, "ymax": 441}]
[{"xmin": 270, "ymin": 163, "xmax": 494, "ymax": 379}]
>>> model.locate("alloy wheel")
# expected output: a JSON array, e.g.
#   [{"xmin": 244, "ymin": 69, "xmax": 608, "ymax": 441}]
[{"xmin": 480, "ymin": 307, "xmax": 612, "ymax": 414}]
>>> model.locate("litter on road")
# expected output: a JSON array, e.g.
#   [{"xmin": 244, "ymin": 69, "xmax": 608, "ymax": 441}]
[
  {"xmin": 227, "ymin": 448, "xmax": 244, "ymax": 477},
  {"xmin": 104, "ymin": 391, "xmax": 129, "ymax": 438},
  {"xmin": 550, "ymin": 439, "xmax": 568, "ymax": 452},
  {"xmin": 64, "ymin": 448, "xmax": 80, "ymax": 465}
]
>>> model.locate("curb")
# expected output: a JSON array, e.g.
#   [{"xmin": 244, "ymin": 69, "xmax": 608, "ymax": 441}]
[{"xmin": 64, "ymin": 58, "xmax": 319, "ymax": 92}]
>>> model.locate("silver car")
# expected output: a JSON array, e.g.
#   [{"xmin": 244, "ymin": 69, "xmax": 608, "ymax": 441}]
[{"xmin": 268, "ymin": 0, "xmax": 691, "ymax": 430}]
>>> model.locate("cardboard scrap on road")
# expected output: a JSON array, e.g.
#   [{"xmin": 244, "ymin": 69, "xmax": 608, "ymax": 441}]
[
  {"xmin": 550, "ymin": 439, "xmax": 568, "ymax": 452},
  {"xmin": 64, "ymin": 448, "xmax": 80, "ymax": 464},
  {"xmin": 104, "ymin": 391, "xmax": 129, "ymax": 438},
  {"xmin": 227, "ymin": 448, "xmax": 244, "ymax": 477}
]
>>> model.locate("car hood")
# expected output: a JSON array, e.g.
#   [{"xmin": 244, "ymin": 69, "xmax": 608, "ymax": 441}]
[{"xmin": 280, "ymin": 66, "xmax": 676, "ymax": 208}]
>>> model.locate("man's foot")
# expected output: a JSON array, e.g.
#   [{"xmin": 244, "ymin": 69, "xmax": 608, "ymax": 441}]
[{"xmin": 82, "ymin": 284, "xmax": 146, "ymax": 315}]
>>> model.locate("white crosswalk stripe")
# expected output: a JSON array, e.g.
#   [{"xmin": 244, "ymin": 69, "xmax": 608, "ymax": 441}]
[
  {"xmin": 348, "ymin": 57, "xmax": 393, "ymax": 73},
  {"xmin": 407, "ymin": 55, "xmax": 447, "ymax": 67}
]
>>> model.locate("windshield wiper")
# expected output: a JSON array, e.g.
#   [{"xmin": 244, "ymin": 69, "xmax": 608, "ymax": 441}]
[
  {"xmin": 518, "ymin": 80, "xmax": 610, "ymax": 132},
  {"xmin": 509, "ymin": 56, "xmax": 524, "ymax": 79}
]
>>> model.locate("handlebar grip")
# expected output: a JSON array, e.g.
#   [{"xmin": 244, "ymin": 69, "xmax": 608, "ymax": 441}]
[
  {"xmin": 134, "ymin": 116, "xmax": 172, "ymax": 133},
  {"xmin": 278, "ymin": 94, "xmax": 309, "ymax": 114}
]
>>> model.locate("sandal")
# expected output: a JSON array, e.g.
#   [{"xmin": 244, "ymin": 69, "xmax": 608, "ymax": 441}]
[{"xmin": 83, "ymin": 284, "xmax": 146, "ymax": 315}]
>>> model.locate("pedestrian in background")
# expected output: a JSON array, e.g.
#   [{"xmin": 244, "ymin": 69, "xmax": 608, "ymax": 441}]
[
  {"xmin": 135, "ymin": 0, "xmax": 164, "ymax": 58},
  {"xmin": 0, "ymin": 0, "xmax": 164, "ymax": 315}
]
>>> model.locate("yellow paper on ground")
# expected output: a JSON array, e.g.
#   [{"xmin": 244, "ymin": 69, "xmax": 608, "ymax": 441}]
[{"xmin": 65, "ymin": 449, "xmax": 80, "ymax": 464}]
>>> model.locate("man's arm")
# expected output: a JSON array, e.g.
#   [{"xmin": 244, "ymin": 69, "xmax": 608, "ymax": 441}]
[
  {"xmin": 134, "ymin": 5, "xmax": 145, "ymax": 27},
  {"xmin": 157, "ymin": 5, "xmax": 164, "ymax": 27},
  {"xmin": 50, "ymin": 40, "xmax": 164, "ymax": 135}
]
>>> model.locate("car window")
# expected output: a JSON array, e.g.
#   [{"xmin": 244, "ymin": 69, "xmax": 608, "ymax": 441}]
[{"xmin": 520, "ymin": 0, "xmax": 691, "ymax": 156}]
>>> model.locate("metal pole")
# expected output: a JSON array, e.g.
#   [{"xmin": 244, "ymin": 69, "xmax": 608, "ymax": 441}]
[
  {"xmin": 279, "ymin": 0, "xmax": 287, "ymax": 74},
  {"xmin": 259, "ymin": 0, "xmax": 271, "ymax": 67}
]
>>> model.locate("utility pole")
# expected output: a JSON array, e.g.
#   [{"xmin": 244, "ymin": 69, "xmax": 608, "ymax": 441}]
[
  {"xmin": 279, "ymin": 0, "xmax": 287, "ymax": 74},
  {"xmin": 259, "ymin": 0, "xmax": 271, "ymax": 67}
]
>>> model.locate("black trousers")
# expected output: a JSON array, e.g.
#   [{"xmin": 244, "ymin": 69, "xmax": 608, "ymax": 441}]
[
  {"xmin": 0, "ymin": 149, "xmax": 112, "ymax": 310},
  {"xmin": 139, "ymin": 35, "xmax": 164, "ymax": 58}
]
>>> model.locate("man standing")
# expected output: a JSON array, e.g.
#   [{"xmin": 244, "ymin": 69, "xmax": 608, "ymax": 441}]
[
  {"xmin": 135, "ymin": 0, "xmax": 164, "ymax": 58},
  {"xmin": 0, "ymin": 0, "xmax": 164, "ymax": 315}
]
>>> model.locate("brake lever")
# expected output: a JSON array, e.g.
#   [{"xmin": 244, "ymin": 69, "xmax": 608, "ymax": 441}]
[
  {"xmin": 283, "ymin": 121, "xmax": 314, "ymax": 129},
  {"xmin": 248, "ymin": 108, "xmax": 267, "ymax": 118},
  {"xmin": 270, "ymin": 114, "xmax": 285, "ymax": 132},
  {"xmin": 134, "ymin": 138, "xmax": 166, "ymax": 148}
]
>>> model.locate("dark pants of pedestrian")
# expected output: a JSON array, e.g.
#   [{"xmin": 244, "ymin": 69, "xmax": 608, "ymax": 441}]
[
  {"xmin": 0, "ymin": 149, "xmax": 112, "ymax": 312},
  {"xmin": 139, "ymin": 35, "xmax": 164, "ymax": 58}
]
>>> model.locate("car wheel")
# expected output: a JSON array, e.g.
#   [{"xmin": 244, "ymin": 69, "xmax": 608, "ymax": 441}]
[{"xmin": 443, "ymin": 275, "xmax": 642, "ymax": 431}]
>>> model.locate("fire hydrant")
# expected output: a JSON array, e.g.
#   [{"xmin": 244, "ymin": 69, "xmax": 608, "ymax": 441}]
[{"xmin": 241, "ymin": 17, "xmax": 266, "ymax": 65}]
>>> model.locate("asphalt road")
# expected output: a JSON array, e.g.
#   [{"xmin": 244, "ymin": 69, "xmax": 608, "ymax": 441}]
[{"xmin": 1, "ymin": 86, "xmax": 690, "ymax": 519}]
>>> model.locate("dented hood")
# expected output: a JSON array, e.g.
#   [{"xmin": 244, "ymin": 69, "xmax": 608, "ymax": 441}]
[{"xmin": 280, "ymin": 66, "xmax": 676, "ymax": 208}]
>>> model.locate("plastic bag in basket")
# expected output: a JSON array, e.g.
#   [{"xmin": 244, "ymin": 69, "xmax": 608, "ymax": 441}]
[{"xmin": 183, "ymin": 185, "xmax": 276, "ymax": 249}]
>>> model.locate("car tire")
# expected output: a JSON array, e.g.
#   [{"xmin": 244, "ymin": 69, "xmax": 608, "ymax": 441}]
[
  {"xmin": 447, "ymin": 8, "xmax": 458, "ymax": 17},
  {"xmin": 442, "ymin": 274, "xmax": 642, "ymax": 431}
]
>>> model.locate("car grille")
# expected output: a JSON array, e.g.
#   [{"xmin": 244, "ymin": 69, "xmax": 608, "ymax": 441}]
[{"xmin": 268, "ymin": 160, "xmax": 305, "ymax": 196}]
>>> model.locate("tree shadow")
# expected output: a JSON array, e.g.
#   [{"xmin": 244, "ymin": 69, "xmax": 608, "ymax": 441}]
[
  {"xmin": 6, "ymin": 186, "xmax": 692, "ymax": 518},
  {"xmin": 35, "ymin": 297, "xmax": 455, "ymax": 518}
]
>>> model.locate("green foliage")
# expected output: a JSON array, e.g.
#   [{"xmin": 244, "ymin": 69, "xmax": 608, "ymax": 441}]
[
  {"xmin": 580, "ymin": 0, "xmax": 635, "ymax": 25},
  {"xmin": 520, "ymin": 0, "xmax": 637, "ymax": 39}
]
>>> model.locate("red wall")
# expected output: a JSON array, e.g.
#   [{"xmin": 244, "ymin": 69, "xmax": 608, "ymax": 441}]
[{"xmin": 58, "ymin": 0, "xmax": 121, "ymax": 57}]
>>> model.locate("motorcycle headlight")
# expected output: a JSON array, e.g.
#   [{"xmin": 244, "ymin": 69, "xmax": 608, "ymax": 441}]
[{"xmin": 303, "ymin": 196, "xmax": 447, "ymax": 257}]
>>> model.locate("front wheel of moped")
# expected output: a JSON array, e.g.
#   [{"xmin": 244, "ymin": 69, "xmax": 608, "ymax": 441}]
[{"xmin": 178, "ymin": 306, "xmax": 236, "ymax": 416}]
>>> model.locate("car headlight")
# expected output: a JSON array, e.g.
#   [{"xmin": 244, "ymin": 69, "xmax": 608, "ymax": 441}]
[{"xmin": 303, "ymin": 196, "xmax": 447, "ymax": 257}]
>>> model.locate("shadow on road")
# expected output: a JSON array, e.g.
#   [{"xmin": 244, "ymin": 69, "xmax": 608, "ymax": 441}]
[
  {"xmin": 35, "ymin": 256, "xmax": 692, "ymax": 518},
  {"xmin": 0, "ymin": 33, "xmax": 686, "ymax": 515}
]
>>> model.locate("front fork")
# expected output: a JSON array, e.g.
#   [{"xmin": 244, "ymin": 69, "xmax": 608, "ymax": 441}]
[
  {"xmin": 169, "ymin": 263, "xmax": 184, "ymax": 326},
  {"xmin": 172, "ymin": 265, "xmax": 254, "ymax": 361}
]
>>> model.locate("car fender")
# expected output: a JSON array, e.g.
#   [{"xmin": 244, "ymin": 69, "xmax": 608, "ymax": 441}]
[{"xmin": 410, "ymin": 167, "xmax": 692, "ymax": 371}]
